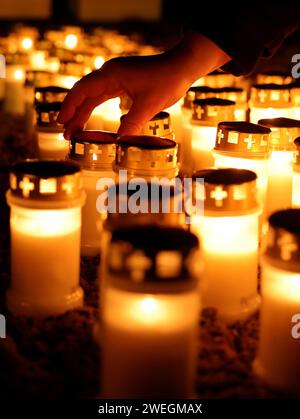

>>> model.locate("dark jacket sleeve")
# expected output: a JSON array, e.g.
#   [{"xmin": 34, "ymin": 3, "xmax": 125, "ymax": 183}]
[{"xmin": 185, "ymin": 1, "xmax": 300, "ymax": 76}]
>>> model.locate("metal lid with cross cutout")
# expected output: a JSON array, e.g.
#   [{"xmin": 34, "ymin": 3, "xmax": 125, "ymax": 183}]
[
  {"xmin": 214, "ymin": 121, "xmax": 271, "ymax": 158},
  {"xmin": 69, "ymin": 130, "xmax": 117, "ymax": 170},
  {"xmin": 191, "ymin": 98, "xmax": 236, "ymax": 125},
  {"xmin": 114, "ymin": 135, "xmax": 178, "ymax": 179},
  {"xmin": 184, "ymin": 87, "xmax": 246, "ymax": 108},
  {"xmin": 192, "ymin": 168, "xmax": 259, "ymax": 215},
  {"xmin": 8, "ymin": 159, "xmax": 83, "ymax": 204},
  {"xmin": 258, "ymin": 117, "xmax": 300, "ymax": 151},
  {"xmin": 107, "ymin": 225, "xmax": 200, "ymax": 292},
  {"xmin": 35, "ymin": 102, "xmax": 63, "ymax": 133},
  {"xmin": 264, "ymin": 209, "xmax": 300, "ymax": 272},
  {"xmin": 35, "ymin": 86, "xmax": 69, "ymax": 104},
  {"xmin": 256, "ymin": 72, "xmax": 293, "ymax": 86},
  {"xmin": 141, "ymin": 111, "xmax": 173, "ymax": 138},
  {"xmin": 250, "ymin": 83, "xmax": 293, "ymax": 108}
]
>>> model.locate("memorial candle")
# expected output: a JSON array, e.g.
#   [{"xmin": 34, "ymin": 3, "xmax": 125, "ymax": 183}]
[
  {"xmin": 292, "ymin": 137, "xmax": 300, "ymax": 207},
  {"xmin": 4, "ymin": 64, "xmax": 26, "ymax": 115},
  {"xmin": 213, "ymin": 121, "xmax": 271, "ymax": 214},
  {"xmin": 258, "ymin": 118, "xmax": 300, "ymax": 216},
  {"xmin": 6, "ymin": 160, "xmax": 85, "ymax": 317},
  {"xmin": 35, "ymin": 102, "xmax": 69, "ymax": 159},
  {"xmin": 250, "ymin": 84, "xmax": 294, "ymax": 123},
  {"xmin": 190, "ymin": 98, "xmax": 235, "ymax": 172},
  {"xmin": 69, "ymin": 130, "xmax": 117, "ymax": 256},
  {"xmin": 254, "ymin": 209, "xmax": 300, "ymax": 393},
  {"xmin": 190, "ymin": 168, "xmax": 261, "ymax": 322},
  {"xmin": 101, "ymin": 225, "xmax": 201, "ymax": 398}
]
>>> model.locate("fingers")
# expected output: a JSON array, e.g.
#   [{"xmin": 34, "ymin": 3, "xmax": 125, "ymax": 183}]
[
  {"xmin": 63, "ymin": 96, "xmax": 107, "ymax": 139},
  {"xmin": 118, "ymin": 96, "xmax": 160, "ymax": 136},
  {"xmin": 58, "ymin": 71, "xmax": 105, "ymax": 124}
]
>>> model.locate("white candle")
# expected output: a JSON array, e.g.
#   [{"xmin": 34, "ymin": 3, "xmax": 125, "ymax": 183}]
[
  {"xmin": 258, "ymin": 118, "xmax": 300, "ymax": 216},
  {"xmin": 213, "ymin": 121, "xmax": 271, "ymax": 215},
  {"xmin": 35, "ymin": 102, "xmax": 69, "ymax": 159},
  {"xmin": 254, "ymin": 209, "xmax": 300, "ymax": 393},
  {"xmin": 190, "ymin": 168, "xmax": 261, "ymax": 322},
  {"xmin": 190, "ymin": 98, "xmax": 235, "ymax": 172},
  {"xmin": 6, "ymin": 160, "xmax": 85, "ymax": 317},
  {"xmin": 250, "ymin": 84, "xmax": 294, "ymax": 123},
  {"xmin": 101, "ymin": 225, "xmax": 201, "ymax": 398},
  {"xmin": 4, "ymin": 65, "xmax": 26, "ymax": 115},
  {"xmin": 69, "ymin": 130, "xmax": 117, "ymax": 256}
]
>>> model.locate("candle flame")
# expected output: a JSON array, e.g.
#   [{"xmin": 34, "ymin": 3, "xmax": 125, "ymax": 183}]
[
  {"xmin": 94, "ymin": 55, "xmax": 105, "ymax": 69},
  {"xmin": 21, "ymin": 37, "xmax": 33, "ymax": 50},
  {"xmin": 65, "ymin": 34, "xmax": 78, "ymax": 50}
]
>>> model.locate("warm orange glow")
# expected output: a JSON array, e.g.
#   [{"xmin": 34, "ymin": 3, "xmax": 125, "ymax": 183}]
[
  {"xmin": 20, "ymin": 37, "xmax": 33, "ymax": 50},
  {"xmin": 64, "ymin": 34, "xmax": 78, "ymax": 50}
]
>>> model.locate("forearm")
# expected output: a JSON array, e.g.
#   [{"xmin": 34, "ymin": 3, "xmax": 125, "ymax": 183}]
[{"xmin": 185, "ymin": 1, "xmax": 300, "ymax": 75}]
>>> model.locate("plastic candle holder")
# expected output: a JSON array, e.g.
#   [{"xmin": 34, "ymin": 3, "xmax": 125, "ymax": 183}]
[
  {"xmin": 190, "ymin": 98, "xmax": 235, "ymax": 173},
  {"xmin": 254, "ymin": 209, "xmax": 300, "ymax": 393},
  {"xmin": 190, "ymin": 168, "xmax": 261, "ymax": 322},
  {"xmin": 291, "ymin": 86, "xmax": 300, "ymax": 120},
  {"xmin": 256, "ymin": 72, "xmax": 293, "ymax": 85},
  {"xmin": 250, "ymin": 84, "xmax": 294, "ymax": 123},
  {"xmin": 6, "ymin": 159, "xmax": 86, "ymax": 317},
  {"xmin": 4, "ymin": 64, "xmax": 26, "ymax": 115},
  {"xmin": 258, "ymin": 118, "xmax": 300, "ymax": 216},
  {"xmin": 213, "ymin": 121, "xmax": 271, "ymax": 214},
  {"xmin": 35, "ymin": 102, "xmax": 69, "ymax": 159},
  {"xmin": 113, "ymin": 135, "xmax": 178, "ymax": 182},
  {"xmin": 101, "ymin": 225, "xmax": 201, "ymax": 398},
  {"xmin": 69, "ymin": 130, "xmax": 117, "ymax": 256}
]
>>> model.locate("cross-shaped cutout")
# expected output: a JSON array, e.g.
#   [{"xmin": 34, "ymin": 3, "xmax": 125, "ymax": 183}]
[
  {"xmin": 62, "ymin": 181, "xmax": 74, "ymax": 195},
  {"xmin": 19, "ymin": 177, "xmax": 35, "ymax": 198},
  {"xmin": 149, "ymin": 122, "xmax": 160, "ymax": 135},
  {"xmin": 210, "ymin": 186, "xmax": 228, "ymax": 207},
  {"xmin": 126, "ymin": 251, "xmax": 152, "ymax": 282},
  {"xmin": 217, "ymin": 130, "xmax": 224, "ymax": 144},
  {"xmin": 195, "ymin": 107, "xmax": 205, "ymax": 119},
  {"xmin": 244, "ymin": 135, "xmax": 256, "ymax": 150},
  {"xmin": 277, "ymin": 235, "xmax": 298, "ymax": 261},
  {"xmin": 258, "ymin": 90, "xmax": 267, "ymax": 103}
]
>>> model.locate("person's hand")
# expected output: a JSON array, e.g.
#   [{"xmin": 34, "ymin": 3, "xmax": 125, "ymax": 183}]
[{"xmin": 58, "ymin": 32, "xmax": 230, "ymax": 138}]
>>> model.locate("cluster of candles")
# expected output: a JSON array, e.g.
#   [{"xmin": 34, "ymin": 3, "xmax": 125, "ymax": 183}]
[{"xmin": 2, "ymin": 24, "xmax": 300, "ymax": 398}]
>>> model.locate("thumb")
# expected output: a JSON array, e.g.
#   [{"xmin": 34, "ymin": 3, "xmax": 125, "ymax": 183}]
[{"xmin": 118, "ymin": 97, "xmax": 160, "ymax": 136}]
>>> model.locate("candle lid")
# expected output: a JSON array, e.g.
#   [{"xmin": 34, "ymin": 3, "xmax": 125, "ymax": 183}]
[
  {"xmin": 258, "ymin": 117, "xmax": 300, "ymax": 151},
  {"xmin": 35, "ymin": 102, "xmax": 63, "ymax": 133},
  {"xmin": 214, "ymin": 121, "xmax": 270, "ymax": 158},
  {"xmin": 104, "ymin": 181, "xmax": 184, "ymax": 229},
  {"xmin": 202, "ymin": 70, "xmax": 236, "ymax": 88},
  {"xmin": 256, "ymin": 72, "xmax": 293, "ymax": 85},
  {"xmin": 183, "ymin": 86, "xmax": 216, "ymax": 109},
  {"xmin": 191, "ymin": 98, "xmax": 235, "ymax": 125},
  {"xmin": 264, "ymin": 209, "xmax": 300, "ymax": 272},
  {"xmin": 25, "ymin": 70, "xmax": 54, "ymax": 87},
  {"xmin": 69, "ymin": 130, "xmax": 117, "ymax": 170},
  {"xmin": 35, "ymin": 86, "xmax": 69, "ymax": 104},
  {"xmin": 291, "ymin": 85, "xmax": 300, "ymax": 106},
  {"xmin": 250, "ymin": 83, "xmax": 292, "ymax": 108},
  {"xmin": 9, "ymin": 159, "xmax": 83, "ymax": 203},
  {"xmin": 114, "ymin": 135, "xmax": 178, "ymax": 178},
  {"xmin": 192, "ymin": 168, "xmax": 259, "ymax": 215},
  {"xmin": 107, "ymin": 225, "xmax": 200, "ymax": 291},
  {"xmin": 120, "ymin": 112, "xmax": 173, "ymax": 138}
]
